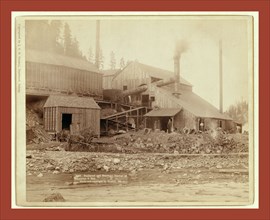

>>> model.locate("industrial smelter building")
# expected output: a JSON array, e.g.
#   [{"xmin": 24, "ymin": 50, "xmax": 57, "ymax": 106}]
[{"xmin": 105, "ymin": 51, "xmax": 234, "ymax": 132}]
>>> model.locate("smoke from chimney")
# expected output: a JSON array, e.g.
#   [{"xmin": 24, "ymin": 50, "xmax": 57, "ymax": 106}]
[
  {"xmin": 174, "ymin": 39, "xmax": 188, "ymax": 58},
  {"xmin": 173, "ymin": 39, "xmax": 188, "ymax": 97}
]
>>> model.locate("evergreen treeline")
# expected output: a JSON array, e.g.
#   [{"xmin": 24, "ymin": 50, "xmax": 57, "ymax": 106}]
[
  {"xmin": 25, "ymin": 20, "xmax": 86, "ymax": 60},
  {"xmin": 226, "ymin": 100, "xmax": 248, "ymax": 125}
]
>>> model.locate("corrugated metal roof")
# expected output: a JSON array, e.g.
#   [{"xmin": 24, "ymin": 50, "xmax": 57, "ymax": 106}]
[
  {"xmin": 145, "ymin": 108, "xmax": 182, "ymax": 117},
  {"xmin": 44, "ymin": 95, "xmax": 101, "ymax": 109},
  {"xmin": 26, "ymin": 49, "xmax": 100, "ymax": 73},
  {"xmin": 157, "ymin": 86, "xmax": 232, "ymax": 120}
]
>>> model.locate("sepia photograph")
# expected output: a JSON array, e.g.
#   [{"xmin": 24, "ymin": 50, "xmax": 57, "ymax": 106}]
[{"xmin": 14, "ymin": 12, "xmax": 257, "ymax": 207}]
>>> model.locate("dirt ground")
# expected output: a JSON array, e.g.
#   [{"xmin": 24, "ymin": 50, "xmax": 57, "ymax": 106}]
[
  {"xmin": 27, "ymin": 174, "xmax": 249, "ymax": 205},
  {"xmin": 25, "ymin": 93, "xmax": 251, "ymax": 206},
  {"xmin": 26, "ymin": 150, "xmax": 250, "ymax": 205}
]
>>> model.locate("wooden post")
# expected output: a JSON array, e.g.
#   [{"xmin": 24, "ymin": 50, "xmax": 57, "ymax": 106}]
[
  {"xmin": 145, "ymin": 117, "xmax": 147, "ymax": 128},
  {"xmin": 136, "ymin": 109, "xmax": 139, "ymax": 131},
  {"xmin": 172, "ymin": 117, "xmax": 174, "ymax": 132},
  {"xmin": 106, "ymin": 120, "xmax": 108, "ymax": 135},
  {"xmin": 219, "ymin": 40, "xmax": 223, "ymax": 114},
  {"xmin": 126, "ymin": 113, "xmax": 128, "ymax": 132},
  {"xmin": 116, "ymin": 115, "xmax": 119, "ymax": 132}
]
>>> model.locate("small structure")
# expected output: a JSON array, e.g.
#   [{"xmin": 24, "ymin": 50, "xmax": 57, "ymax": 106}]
[
  {"xmin": 144, "ymin": 108, "xmax": 182, "ymax": 132},
  {"xmin": 234, "ymin": 121, "xmax": 243, "ymax": 133},
  {"xmin": 43, "ymin": 95, "xmax": 101, "ymax": 137}
]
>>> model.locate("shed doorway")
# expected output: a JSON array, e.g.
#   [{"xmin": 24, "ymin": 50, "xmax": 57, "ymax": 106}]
[{"xmin": 62, "ymin": 113, "xmax": 72, "ymax": 130}]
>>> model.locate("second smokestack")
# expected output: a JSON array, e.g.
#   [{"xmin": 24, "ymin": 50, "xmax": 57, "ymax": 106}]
[
  {"xmin": 219, "ymin": 40, "xmax": 223, "ymax": 113},
  {"xmin": 95, "ymin": 20, "xmax": 100, "ymax": 69},
  {"xmin": 174, "ymin": 54, "xmax": 180, "ymax": 93}
]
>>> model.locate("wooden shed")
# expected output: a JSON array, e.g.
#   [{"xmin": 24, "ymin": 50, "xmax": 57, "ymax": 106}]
[{"xmin": 43, "ymin": 95, "xmax": 101, "ymax": 137}]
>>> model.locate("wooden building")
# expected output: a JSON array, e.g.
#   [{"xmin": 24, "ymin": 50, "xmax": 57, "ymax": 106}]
[
  {"xmin": 26, "ymin": 49, "xmax": 103, "ymax": 99},
  {"xmin": 110, "ymin": 61, "xmax": 235, "ymax": 132},
  {"xmin": 148, "ymin": 84, "xmax": 234, "ymax": 132},
  {"xmin": 111, "ymin": 61, "xmax": 192, "ymax": 92},
  {"xmin": 43, "ymin": 95, "xmax": 101, "ymax": 136},
  {"xmin": 102, "ymin": 69, "xmax": 121, "ymax": 90}
]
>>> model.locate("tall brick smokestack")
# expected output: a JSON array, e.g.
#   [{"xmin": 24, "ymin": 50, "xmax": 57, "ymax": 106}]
[
  {"xmin": 174, "ymin": 54, "xmax": 180, "ymax": 93},
  {"xmin": 95, "ymin": 20, "xmax": 100, "ymax": 69},
  {"xmin": 219, "ymin": 40, "xmax": 223, "ymax": 113}
]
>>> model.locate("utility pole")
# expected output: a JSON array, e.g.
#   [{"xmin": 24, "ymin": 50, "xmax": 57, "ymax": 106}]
[{"xmin": 219, "ymin": 39, "xmax": 223, "ymax": 114}]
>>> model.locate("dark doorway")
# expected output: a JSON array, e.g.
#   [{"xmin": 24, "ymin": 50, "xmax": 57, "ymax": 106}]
[
  {"xmin": 160, "ymin": 117, "xmax": 170, "ymax": 132},
  {"xmin": 142, "ymin": 94, "xmax": 149, "ymax": 107},
  {"xmin": 219, "ymin": 120, "xmax": 222, "ymax": 128},
  {"xmin": 62, "ymin": 114, "xmax": 72, "ymax": 130}
]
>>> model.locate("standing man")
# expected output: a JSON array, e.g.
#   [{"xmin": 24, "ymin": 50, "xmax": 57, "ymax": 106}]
[
  {"xmin": 199, "ymin": 119, "xmax": 204, "ymax": 131},
  {"xmin": 167, "ymin": 118, "xmax": 172, "ymax": 133}
]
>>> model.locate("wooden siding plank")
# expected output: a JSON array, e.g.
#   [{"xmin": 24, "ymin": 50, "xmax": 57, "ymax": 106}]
[
  {"xmin": 26, "ymin": 62, "xmax": 103, "ymax": 97},
  {"xmin": 51, "ymin": 107, "xmax": 54, "ymax": 131}
]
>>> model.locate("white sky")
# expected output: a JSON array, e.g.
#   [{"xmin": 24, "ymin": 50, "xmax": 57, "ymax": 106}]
[{"xmin": 65, "ymin": 16, "xmax": 251, "ymax": 111}]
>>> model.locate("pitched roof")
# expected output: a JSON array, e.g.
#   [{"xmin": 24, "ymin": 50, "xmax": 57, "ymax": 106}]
[
  {"xmin": 44, "ymin": 95, "xmax": 101, "ymax": 109},
  {"xmin": 113, "ymin": 61, "xmax": 192, "ymax": 87},
  {"xmin": 101, "ymin": 69, "xmax": 121, "ymax": 76},
  {"xmin": 145, "ymin": 108, "xmax": 182, "ymax": 117},
  {"xmin": 136, "ymin": 62, "xmax": 192, "ymax": 86},
  {"xmin": 157, "ymin": 86, "xmax": 232, "ymax": 120},
  {"xmin": 26, "ymin": 49, "xmax": 100, "ymax": 73}
]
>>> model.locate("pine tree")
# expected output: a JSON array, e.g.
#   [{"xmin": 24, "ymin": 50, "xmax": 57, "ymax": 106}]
[
  {"xmin": 88, "ymin": 47, "xmax": 94, "ymax": 63},
  {"xmin": 49, "ymin": 20, "xmax": 64, "ymax": 53},
  {"xmin": 110, "ymin": 51, "xmax": 116, "ymax": 70},
  {"xmin": 226, "ymin": 99, "xmax": 248, "ymax": 124},
  {"xmin": 99, "ymin": 49, "xmax": 104, "ymax": 70},
  {"xmin": 63, "ymin": 23, "xmax": 73, "ymax": 56},
  {"xmin": 71, "ymin": 37, "xmax": 82, "ymax": 58},
  {"xmin": 120, "ymin": 57, "xmax": 126, "ymax": 69},
  {"xmin": 63, "ymin": 23, "xmax": 83, "ymax": 58},
  {"xmin": 26, "ymin": 20, "xmax": 85, "ymax": 59}
]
